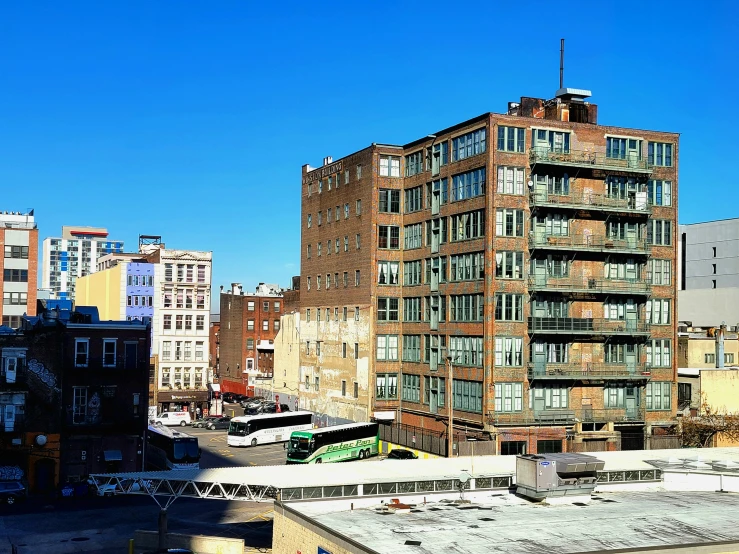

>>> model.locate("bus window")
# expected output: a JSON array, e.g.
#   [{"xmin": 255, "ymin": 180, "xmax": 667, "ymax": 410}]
[{"xmin": 228, "ymin": 422, "xmax": 247, "ymax": 436}]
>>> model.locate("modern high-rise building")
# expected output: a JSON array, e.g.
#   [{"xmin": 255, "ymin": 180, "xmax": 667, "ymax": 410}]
[
  {"xmin": 678, "ymin": 218, "xmax": 739, "ymax": 326},
  {"xmin": 42, "ymin": 226, "xmax": 124, "ymax": 300},
  {"xmin": 300, "ymin": 87, "xmax": 679, "ymax": 453},
  {"xmin": 76, "ymin": 237, "xmax": 212, "ymax": 415},
  {"xmin": 1, "ymin": 210, "xmax": 38, "ymax": 328}
]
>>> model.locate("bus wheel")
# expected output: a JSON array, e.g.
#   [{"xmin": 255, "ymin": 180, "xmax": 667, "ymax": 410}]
[
  {"xmin": 358, "ymin": 450, "xmax": 365, "ymax": 460},
  {"xmin": 251, "ymin": 438, "xmax": 257, "ymax": 447},
  {"xmin": 315, "ymin": 458, "xmax": 322, "ymax": 464},
  {"xmin": 365, "ymin": 449, "xmax": 372, "ymax": 458}
]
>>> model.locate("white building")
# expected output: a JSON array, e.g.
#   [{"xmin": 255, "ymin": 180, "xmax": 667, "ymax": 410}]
[{"xmin": 42, "ymin": 226, "xmax": 124, "ymax": 300}]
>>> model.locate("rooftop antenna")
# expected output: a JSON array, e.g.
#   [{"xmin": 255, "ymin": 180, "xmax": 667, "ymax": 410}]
[{"xmin": 559, "ymin": 38, "xmax": 565, "ymax": 89}]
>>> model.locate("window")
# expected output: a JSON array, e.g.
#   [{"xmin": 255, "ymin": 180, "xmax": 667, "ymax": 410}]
[
  {"xmin": 647, "ymin": 259, "xmax": 671, "ymax": 285},
  {"xmin": 404, "ymin": 260, "xmax": 422, "ymax": 285},
  {"xmin": 378, "ymin": 225, "xmax": 400, "ymax": 249},
  {"xmin": 497, "ymin": 126, "xmax": 525, "ymax": 152},
  {"xmin": 262, "ymin": 320, "xmax": 269, "ymax": 331},
  {"xmin": 705, "ymin": 353, "xmax": 716, "ymax": 364},
  {"xmin": 73, "ymin": 387, "xmax": 88, "ymax": 424},
  {"xmin": 495, "ymin": 209, "xmax": 524, "ymax": 237},
  {"xmin": 4, "ymin": 246, "xmax": 29, "ymax": 259},
  {"xmin": 163, "ymin": 315, "xmax": 172, "ymax": 330},
  {"xmin": 453, "ymin": 380, "xmax": 483, "ymax": 412},
  {"xmin": 497, "ymin": 166, "xmax": 525, "ymax": 195},
  {"xmin": 646, "ymin": 299, "xmax": 671, "ymax": 325},
  {"xmin": 405, "ymin": 186, "xmax": 423, "ymax": 212},
  {"xmin": 402, "ymin": 335, "xmax": 421, "ymax": 362},
  {"xmin": 402, "ymin": 374, "xmax": 421, "ymax": 402},
  {"xmin": 316, "ymin": 342, "xmax": 322, "ymax": 356},
  {"xmin": 75, "ymin": 339, "xmax": 89, "ymax": 367},
  {"xmin": 452, "ymin": 128, "xmax": 486, "ymax": 161},
  {"xmin": 606, "ymin": 137, "xmax": 641, "ymax": 160},
  {"xmin": 529, "ymin": 385, "xmax": 568, "ymax": 409},
  {"xmin": 377, "ymin": 298, "xmax": 399, "ymax": 321},
  {"xmin": 318, "ymin": 180, "xmax": 323, "ymax": 194},
  {"xmin": 341, "ymin": 380, "xmax": 347, "ymax": 396},
  {"xmin": 423, "ymin": 376, "xmax": 446, "ymax": 407},
  {"xmin": 327, "ymin": 208, "xmax": 333, "ymax": 222},
  {"xmin": 307, "ymin": 276, "xmax": 311, "ymax": 291},
  {"xmin": 317, "ymin": 275, "xmax": 322, "ymax": 290},
  {"xmin": 163, "ymin": 291, "xmax": 172, "ymax": 308},
  {"xmin": 448, "ymin": 336, "xmax": 484, "ymax": 367},
  {"xmin": 450, "ymin": 252, "xmax": 484, "ymax": 281},
  {"xmin": 355, "ymin": 270, "xmax": 361, "ymax": 287},
  {"xmin": 315, "ymin": 376, "xmax": 320, "ymax": 391},
  {"xmin": 356, "ymin": 164, "xmax": 362, "ymax": 179},
  {"xmin": 494, "ymin": 338, "xmax": 523, "ymax": 367},
  {"xmin": 334, "ymin": 273, "xmax": 339, "ymax": 288},
  {"xmin": 424, "ymin": 257, "xmax": 448, "ymax": 285},
  {"xmin": 355, "ymin": 307, "xmax": 360, "ymax": 321},
  {"xmin": 376, "ymin": 189, "xmax": 401, "ymax": 215},
  {"xmin": 3, "ymin": 292, "xmax": 27, "ymax": 305},
  {"xmin": 356, "ymin": 199, "xmax": 362, "ymax": 215},
  {"xmin": 451, "ymin": 168, "xmax": 486, "ymax": 201},
  {"xmin": 405, "ymin": 151, "xmax": 424, "ymax": 176},
  {"xmin": 342, "ymin": 342, "xmax": 347, "ymax": 358},
  {"xmin": 646, "ymin": 382, "xmax": 672, "ymax": 410},
  {"xmin": 430, "ymin": 141, "xmax": 449, "ymax": 173},
  {"xmin": 343, "ymin": 272, "xmax": 348, "ymax": 287},
  {"xmin": 648, "ymin": 142, "xmax": 673, "ymax": 167},
  {"xmin": 535, "ymin": 214, "xmax": 569, "ymax": 236},
  {"xmin": 196, "ymin": 315, "xmax": 204, "ymax": 331},
  {"xmin": 495, "ymin": 293, "xmax": 523, "ymax": 321},
  {"xmin": 247, "ymin": 319, "xmax": 255, "ymax": 331},
  {"xmin": 404, "ymin": 223, "xmax": 423, "ymax": 249},
  {"xmin": 103, "ymin": 339, "xmax": 116, "ymax": 367},
  {"xmin": 494, "ymin": 382, "xmax": 523, "ymax": 412},
  {"xmin": 334, "ymin": 307, "xmax": 339, "ymax": 321},
  {"xmin": 356, "ymin": 234, "xmax": 361, "ymax": 249},
  {"xmin": 404, "ymin": 297, "xmax": 422, "ymax": 322},
  {"xmin": 306, "ymin": 341, "xmax": 310, "ymax": 355},
  {"xmin": 198, "ymin": 264, "xmax": 207, "ymax": 283},
  {"xmin": 2, "ymin": 269, "xmax": 28, "ymax": 282},
  {"xmin": 184, "ymin": 342, "xmax": 192, "ymax": 360},
  {"xmin": 535, "ymin": 173, "xmax": 570, "ymax": 195},
  {"xmin": 335, "ymin": 206, "xmax": 340, "ymax": 222},
  {"xmin": 305, "ymin": 309, "xmax": 311, "ymax": 323},
  {"xmin": 345, "ymin": 169, "xmax": 349, "ymax": 184},
  {"xmin": 495, "ymin": 251, "xmax": 524, "ymax": 279},
  {"xmin": 647, "ymin": 180, "xmax": 672, "ymax": 206},
  {"xmin": 646, "ymin": 339, "xmax": 671, "ymax": 367},
  {"xmin": 450, "ymin": 209, "xmax": 485, "ymax": 241},
  {"xmin": 247, "ymin": 301, "xmax": 255, "ymax": 311},
  {"xmin": 317, "ymin": 212, "xmax": 322, "ymax": 226},
  {"xmin": 274, "ymin": 301, "xmax": 281, "ymax": 312},
  {"xmin": 726, "ymin": 353, "xmax": 736, "ymax": 364},
  {"xmin": 376, "ymin": 374, "xmax": 398, "ymax": 399},
  {"xmin": 603, "ymin": 384, "xmax": 628, "ymax": 408},
  {"xmin": 450, "ymin": 294, "xmax": 484, "ymax": 322},
  {"xmin": 162, "ymin": 341, "xmax": 172, "ymax": 360},
  {"xmin": 376, "ymin": 335, "xmax": 398, "ymax": 361},
  {"xmin": 604, "ymin": 343, "xmax": 635, "ymax": 364},
  {"xmin": 326, "ymin": 273, "xmax": 331, "ymax": 289},
  {"xmin": 377, "ymin": 261, "xmax": 399, "ymax": 285},
  {"xmin": 354, "ymin": 342, "xmax": 359, "ymax": 358},
  {"xmin": 246, "ymin": 338, "xmax": 255, "ymax": 350},
  {"xmin": 379, "ymin": 155, "xmax": 400, "ymax": 177}
]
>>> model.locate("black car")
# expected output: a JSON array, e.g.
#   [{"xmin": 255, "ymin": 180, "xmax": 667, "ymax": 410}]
[
  {"xmin": 221, "ymin": 392, "xmax": 238, "ymax": 403},
  {"xmin": 192, "ymin": 416, "xmax": 220, "ymax": 428},
  {"xmin": 0, "ymin": 481, "xmax": 26, "ymax": 505},
  {"xmin": 206, "ymin": 416, "xmax": 232, "ymax": 430},
  {"xmin": 386, "ymin": 449, "xmax": 418, "ymax": 460}
]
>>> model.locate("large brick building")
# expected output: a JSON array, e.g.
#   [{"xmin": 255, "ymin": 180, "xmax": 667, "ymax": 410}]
[
  {"xmin": 300, "ymin": 87, "xmax": 679, "ymax": 452},
  {"xmin": 1, "ymin": 210, "xmax": 38, "ymax": 328},
  {"xmin": 219, "ymin": 283, "xmax": 284, "ymax": 396}
]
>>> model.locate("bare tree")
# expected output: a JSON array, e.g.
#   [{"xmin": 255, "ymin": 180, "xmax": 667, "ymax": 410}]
[{"xmin": 677, "ymin": 396, "xmax": 739, "ymax": 448}]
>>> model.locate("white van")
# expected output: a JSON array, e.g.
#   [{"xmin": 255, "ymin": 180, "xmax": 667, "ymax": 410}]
[{"xmin": 152, "ymin": 411, "xmax": 191, "ymax": 427}]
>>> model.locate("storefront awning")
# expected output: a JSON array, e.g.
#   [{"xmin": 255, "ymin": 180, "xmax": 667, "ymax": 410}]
[
  {"xmin": 208, "ymin": 383, "xmax": 221, "ymax": 392},
  {"xmin": 103, "ymin": 450, "xmax": 122, "ymax": 462}
]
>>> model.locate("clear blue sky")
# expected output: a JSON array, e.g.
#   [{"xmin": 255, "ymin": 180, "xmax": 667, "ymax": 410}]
[{"xmin": 2, "ymin": 1, "xmax": 737, "ymax": 308}]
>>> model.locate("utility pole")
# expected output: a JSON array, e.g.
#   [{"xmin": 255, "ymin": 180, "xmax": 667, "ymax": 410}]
[{"xmin": 446, "ymin": 354, "xmax": 454, "ymax": 457}]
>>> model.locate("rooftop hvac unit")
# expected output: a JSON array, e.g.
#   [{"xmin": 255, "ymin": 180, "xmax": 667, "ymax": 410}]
[{"xmin": 516, "ymin": 452, "xmax": 605, "ymax": 502}]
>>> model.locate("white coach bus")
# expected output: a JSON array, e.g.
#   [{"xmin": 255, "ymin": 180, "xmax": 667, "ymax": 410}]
[{"xmin": 227, "ymin": 411, "xmax": 313, "ymax": 447}]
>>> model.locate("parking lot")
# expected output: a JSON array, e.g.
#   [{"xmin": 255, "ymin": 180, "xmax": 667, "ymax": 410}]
[{"xmin": 187, "ymin": 424, "xmax": 289, "ymax": 468}]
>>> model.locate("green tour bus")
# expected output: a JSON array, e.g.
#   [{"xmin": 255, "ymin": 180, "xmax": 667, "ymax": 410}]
[{"xmin": 286, "ymin": 422, "xmax": 380, "ymax": 464}]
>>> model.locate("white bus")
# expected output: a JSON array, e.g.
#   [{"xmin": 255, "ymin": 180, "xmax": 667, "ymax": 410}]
[
  {"xmin": 227, "ymin": 411, "xmax": 313, "ymax": 447},
  {"xmin": 146, "ymin": 424, "xmax": 200, "ymax": 470}
]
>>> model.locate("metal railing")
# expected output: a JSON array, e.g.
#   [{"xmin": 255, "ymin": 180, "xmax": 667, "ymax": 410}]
[
  {"xmin": 527, "ymin": 275, "xmax": 652, "ymax": 295},
  {"xmin": 528, "ymin": 234, "xmax": 651, "ymax": 254},
  {"xmin": 378, "ymin": 422, "xmax": 448, "ymax": 457},
  {"xmin": 529, "ymin": 147, "xmax": 653, "ymax": 173},
  {"xmin": 527, "ymin": 362, "xmax": 651, "ymax": 381},
  {"xmin": 529, "ymin": 191, "xmax": 651, "ymax": 214},
  {"xmin": 528, "ymin": 317, "xmax": 651, "ymax": 335},
  {"xmin": 490, "ymin": 406, "xmax": 647, "ymax": 427},
  {"xmin": 71, "ymin": 356, "xmax": 150, "ymax": 370}
]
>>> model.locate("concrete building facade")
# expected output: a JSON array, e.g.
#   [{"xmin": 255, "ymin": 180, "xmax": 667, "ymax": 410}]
[
  {"xmin": 300, "ymin": 88, "xmax": 679, "ymax": 452},
  {"xmin": 1, "ymin": 210, "xmax": 38, "ymax": 328},
  {"xmin": 219, "ymin": 283, "xmax": 284, "ymax": 396},
  {"xmin": 41, "ymin": 226, "xmax": 124, "ymax": 301}
]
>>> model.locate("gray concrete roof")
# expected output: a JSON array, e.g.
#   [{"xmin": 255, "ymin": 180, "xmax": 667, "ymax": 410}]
[{"xmin": 303, "ymin": 491, "xmax": 739, "ymax": 554}]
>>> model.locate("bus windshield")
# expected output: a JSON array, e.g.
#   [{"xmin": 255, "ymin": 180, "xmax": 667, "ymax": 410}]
[
  {"xmin": 173, "ymin": 439, "xmax": 199, "ymax": 461},
  {"xmin": 228, "ymin": 421, "xmax": 247, "ymax": 436},
  {"xmin": 287, "ymin": 436, "xmax": 312, "ymax": 459}
]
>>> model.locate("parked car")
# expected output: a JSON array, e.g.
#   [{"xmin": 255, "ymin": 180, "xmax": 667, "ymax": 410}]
[
  {"xmin": 259, "ymin": 402, "xmax": 290, "ymax": 414},
  {"xmin": 205, "ymin": 416, "xmax": 232, "ymax": 430},
  {"xmin": 240, "ymin": 396, "xmax": 265, "ymax": 408},
  {"xmin": 0, "ymin": 481, "xmax": 26, "ymax": 505},
  {"xmin": 221, "ymin": 392, "xmax": 239, "ymax": 403},
  {"xmin": 386, "ymin": 449, "xmax": 418, "ymax": 460},
  {"xmin": 192, "ymin": 416, "xmax": 220, "ymax": 429},
  {"xmin": 152, "ymin": 411, "xmax": 191, "ymax": 427}
]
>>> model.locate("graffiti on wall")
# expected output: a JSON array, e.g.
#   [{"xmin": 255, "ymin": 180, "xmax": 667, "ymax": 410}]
[
  {"xmin": 0, "ymin": 466, "xmax": 23, "ymax": 481},
  {"xmin": 27, "ymin": 359, "xmax": 60, "ymax": 392}
]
